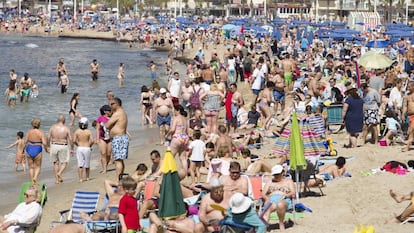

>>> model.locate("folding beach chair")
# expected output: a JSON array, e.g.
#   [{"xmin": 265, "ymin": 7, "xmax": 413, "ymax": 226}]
[
  {"xmin": 19, "ymin": 181, "xmax": 47, "ymax": 207},
  {"xmin": 302, "ymin": 156, "xmax": 325, "ymax": 197},
  {"xmin": 58, "ymin": 190, "xmax": 100, "ymax": 223}
]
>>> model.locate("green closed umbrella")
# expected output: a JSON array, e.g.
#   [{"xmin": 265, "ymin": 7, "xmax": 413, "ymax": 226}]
[
  {"xmin": 158, "ymin": 150, "xmax": 187, "ymax": 219},
  {"xmin": 289, "ymin": 111, "xmax": 307, "ymax": 200}
]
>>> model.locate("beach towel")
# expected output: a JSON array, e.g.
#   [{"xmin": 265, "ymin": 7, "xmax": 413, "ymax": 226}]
[{"xmin": 225, "ymin": 91, "xmax": 233, "ymax": 121}]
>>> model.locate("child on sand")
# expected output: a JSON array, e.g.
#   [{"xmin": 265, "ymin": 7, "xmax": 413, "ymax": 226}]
[
  {"xmin": 188, "ymin": 130, "xmax": 205, "ymax": 185},
  {"xmin": 118, "ymin": 176, "xmax": 140, "ymax": 233},
  {"xmin": 5, "ymin": 131, "xmax": 26, "ymax": 172}
]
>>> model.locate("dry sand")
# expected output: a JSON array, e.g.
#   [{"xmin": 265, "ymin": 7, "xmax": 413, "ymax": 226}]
[{"xmin": 1, "ymin": 28, "xmax": 413, "ymax": 233}]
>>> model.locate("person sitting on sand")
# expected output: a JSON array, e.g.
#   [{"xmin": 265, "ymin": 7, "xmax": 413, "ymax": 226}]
[
  {"xmin": 387, "ymin": 189, "xmax": 414, "ymax": 223},
  {"xmin": 307, "ymin": 156, "xmax": 347, "ymax": 187},
  {"xmin": 80, "ymin": 179, "xmax": 125, "ymax": 221}
]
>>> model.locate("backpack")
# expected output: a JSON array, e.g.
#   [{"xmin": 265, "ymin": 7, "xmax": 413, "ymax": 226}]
[{"xmin": 190, "ymin": 86, "xmax": 201, "ymax": 109}]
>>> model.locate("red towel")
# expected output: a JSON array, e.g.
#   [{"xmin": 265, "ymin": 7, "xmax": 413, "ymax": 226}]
[{"xmin": 225, "ymin": 91, "xmax": 233, "ymax": 121}]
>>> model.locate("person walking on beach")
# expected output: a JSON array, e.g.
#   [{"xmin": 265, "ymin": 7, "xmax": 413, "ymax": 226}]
[
  {"xmin": 117, "ymin": 63, "xmax": 125, "ymax": 87},
  {"xmin": 73, "ymin": 117, "xmax": 94, "ymax": 182},
  {"xmin": 25, "ymin": 118, "xmax": 49, "ymax": 184},
  {"xmin": 96, "ymin": 105, "xmax": 112, "ymax": 173},
  {"xmin": 153, "ymin": 88, "xmax": 174, "ymax": 145},
  {"xmin": 90, "ymin": 59, "xmax": 100, "ymax": 81},
  {"xmin": 168, "ymin": 71, "xmax": 181, "ymax": 106},
  {"xmin": 5, "ymin": 131, "xmax": 27, "ymax": 172},
  {"xmin": 59, "ymin": 70, "xmax": 69, "ymax": 94},
  {"xmin": 69, "ymin": 93, "xmax": 82, "ymax": 126},
  {"xmin": 105, "ymin": 97, "xmax": 129, "ymax": 180},
  {"xmin": 47, "ymin": 114, "xmax": 73, "ymax": 184}
]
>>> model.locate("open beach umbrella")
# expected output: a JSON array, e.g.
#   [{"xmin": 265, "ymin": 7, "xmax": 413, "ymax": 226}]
[
  {"xmin": 289, "ymin": 111, "xmax": 307, "ymax": 200},
  {"xmin": 158, "ymin": 150, "xmax": 186, "ymax": 219},
  {"xmin": 358, "ymin": 51, "xmax": 392, "ymax": 69}
]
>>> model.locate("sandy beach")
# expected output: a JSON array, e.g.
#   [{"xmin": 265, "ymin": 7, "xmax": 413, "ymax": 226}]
[{"xmin": 1, "ymin": 27, "xmax": 414, "ymax": 233}]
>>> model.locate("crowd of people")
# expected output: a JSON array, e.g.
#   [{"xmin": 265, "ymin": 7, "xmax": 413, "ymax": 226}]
[{"xmin": 3, "ymin": 15, "xmax": 414, "ymax": 232}]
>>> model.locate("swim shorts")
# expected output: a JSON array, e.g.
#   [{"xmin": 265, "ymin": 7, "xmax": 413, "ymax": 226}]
[
  {"xmin": 157, "ymin": 114, "xmax": 171, "ymax": 126},
  {"xmin": 409, "ymin": 115, "xmax": 414, "ymax": 128},
  {"xmin": 76, "ymin": 146, "xmax": 92, "ymax": 168},
  {"xmin": 50, "ymin": 144, "xmax": 70, "ymax": 163},
  {"xmin": 273, "ymin": 89, "xmax": 286, "ymax": 103},
  {"xmin": 363, "ymin": 109, "xmax": 379, "ymax": 125},
  {"xmin": 112, "ymin": 134, "xmax": 129, "ymax": 161},
  {"xmin": 284, "ymin": 72, "xmax": 293, "ymax": 85},
  {"xmin": 21, "ymin": 88, "xmax": 31, "ymax": 96}
]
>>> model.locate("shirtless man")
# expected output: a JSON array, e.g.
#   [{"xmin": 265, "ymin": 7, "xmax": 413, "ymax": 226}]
[
  {"xmin": 56, "ymin": 58, "xmax": 67, "ymax": 84},
  {"xmin": 19, "ymin": 73, "xmax": 33, "ymax": 102},
  {"xmin": 281, "ymin": 54, "xmax": 295, "ymax": 92},
  {"xmin": 215, "ymin": 125, "xmax": 236, "ymax": 158},
  {"xmin": 153, "ymin": 88, "xmax": 174, "ymax": 145},
  {"xmin": 181, "ymin": 79, "xmax": 193, "ymax": 111},
  {"xmin": 47, "ymin": 114, "xmax": 73, "ymax": 184},
  {"xmin": 149, "ymin": 61, "xmax": 157, "ymax": 80},
  {"xmin": 9, "ymin": 69, "xmax": 17, "ymax": 81},
  {"xmin": 105, "ymin": 97, "xmax": 129, "ymax": 180},
  {"xmin": 195, "ymin": 177, "xmax": 230, "ymax": 232},
  {"xmin": 201, "ymin": 64, "xmax": 215, "ymax": 85},
  {"xmin": 165, "ymin": 54, "xmax": 173, "ymax": 76},
  {"xmin": 106, "ymin": 90, "xmax": 114, "ymax": 105},
  {"xmin": 90, "ymin": 59, "xmax": 100, "ymax": 81},
  {"xmin": 402, "ymin": 82, "xmax": 414, "ymax": 152},
  {"xmin": 220, "ymin": 161, "xmax": 249, "ymax": 197},
  {"xmin": 227, "ymin": 83, "xmax": 244, "ymax": 133},
  {"xmin": 308, "ymin": 72, "xmax": 323, "ymax": 103},
  {"xmin": 272, "ymin": 71, "xmax": 285, "ymax": 115}
]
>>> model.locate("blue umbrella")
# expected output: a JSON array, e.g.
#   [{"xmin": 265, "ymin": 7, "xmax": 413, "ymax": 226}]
[
  {"xmin": 222, "ymin": 24, "xmax": 236, "ymax": 30},
  {"xmin": 366, "ymin": 40, "xmax": 390, "ymax": 48},
  {"xmin": 333, "ymin": 28, "xmax": 360, "ymax": 34}
]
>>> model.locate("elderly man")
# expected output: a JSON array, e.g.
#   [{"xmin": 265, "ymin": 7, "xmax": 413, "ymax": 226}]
[
  {"xmin": 153, "ymin": 88, "xmax": 174, "ymax": 145},
  {"xmin": 106, "ymin": 97, "xmax": 129, "ymax": 180},
  {"xmin": 47, "ymin": 114, "xmax": 73, "ymax": 184},
  {"xmin": 196, "ymin": 177, "xmax": 230, "ymax": 232},
  {"xmin": 0, "ymin": 187, "xmax": 42, "ymax": 233}
]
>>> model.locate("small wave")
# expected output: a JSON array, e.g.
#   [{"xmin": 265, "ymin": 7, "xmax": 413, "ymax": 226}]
[{"xmin": 25, "ymin": 43, "xmax": 39, "ymax": 48}]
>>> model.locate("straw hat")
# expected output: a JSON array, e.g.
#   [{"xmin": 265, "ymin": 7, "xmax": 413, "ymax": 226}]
[{"xmin": 229, "ymin": 192, "xmax": 252, "ymax": 214}]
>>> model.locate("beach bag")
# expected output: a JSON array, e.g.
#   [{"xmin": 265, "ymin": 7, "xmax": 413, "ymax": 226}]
[{"xmin": 190, "ymin": 87, "xmax": 201, "ymax": 109}]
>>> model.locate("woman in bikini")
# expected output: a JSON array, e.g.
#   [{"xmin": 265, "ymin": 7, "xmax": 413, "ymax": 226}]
[
  {"xmin": 261, "ymin": 165, "xmax": 295, "ymax": 231},
  {"xmin": 96, "ymin": 105, "xmax": 112, "ymax": 173},
  {"xmin": 69, "ymin": 92, "xmax": 82, "ymax": 126},
  {"xmin": 140, "ymin": 85, "xmax": 152, "ymax": 125},
  {"xmin": 165, "ymin": 105, "xmax": 189, "ymax": 179},
  {"xmin": 25, "ymin": 118, "xmax": 49, "ymax": 184},
  {"xmin": 5, "ymin": 79, "xmax": 17, "ymax": 106},
  {"xmin": 257, "ymin": 81, "xmax": 274, "ymax": 130}
]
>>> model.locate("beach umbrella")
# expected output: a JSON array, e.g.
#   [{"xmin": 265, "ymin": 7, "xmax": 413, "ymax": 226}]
[
  {"xmin": 158, "ymin": 150, "xmax": 186, "ymax": 219},
  {"xmin": 273, "ymin": 113, "xmax": 325, "ymax": 158},
  {"xmin": 289, "ymin": 111, "xmax": 307, "ymax": 201},
  {"xmin": 358, "ymin": 51, "xmax": 392, "ymax": 69}
]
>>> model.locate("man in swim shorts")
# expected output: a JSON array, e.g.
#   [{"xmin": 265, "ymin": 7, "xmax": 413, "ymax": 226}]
[
  {"xmin": 47, "ymin": 114, "xmax": 73, "ymax": 184},
  {"xmin": 19, "ymin": 72, "xmax": 33, "ymax": 102},
  {"xmin": 106, "ymin": 97, "xmax": 129, "ymax": 180},
  {"xmin": 281, "ymin": 54, "xmax": 295, "ymax": 92},
  {"xmin": 153, "ymin": 88, "xmax": 174, "ymax": 145},
  {"xmin": 90, "ymin": 59, "xmax": 100, "ymax": 81}
]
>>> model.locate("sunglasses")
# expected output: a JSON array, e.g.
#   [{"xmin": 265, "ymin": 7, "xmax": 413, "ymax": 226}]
[{"xmin": 230, "ymin": 171, "xmax": 241, "ymax": 174}]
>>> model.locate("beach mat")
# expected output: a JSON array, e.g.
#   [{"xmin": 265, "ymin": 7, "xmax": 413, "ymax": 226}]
[{"xmin": 270, "ymin": 212, "xmax": 305, "ymax": 221}]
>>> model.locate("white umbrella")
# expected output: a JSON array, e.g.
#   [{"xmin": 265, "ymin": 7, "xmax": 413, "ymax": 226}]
[{"xmin": 358, "ymin": 51, "xmax": 392, "ymax": 69}]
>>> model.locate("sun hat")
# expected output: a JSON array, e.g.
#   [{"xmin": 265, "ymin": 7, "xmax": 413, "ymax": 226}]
[
  {"xmin": 229, "ymin": 192, "xmax": 252, "ymax": 214},
  {"xmin": 271, "ymin": 164, "xmax": 284, "ymax": 175},
  {"xmin": 209, "ymin": 177, "xmax": 223, "ymax": 188},
  {"xmin": 79, "ymin": 117, "xmax": 88, "ymax": 125},
  {"xmin": 159, "ymin": 88, "xmax": 167, "ymax": 94}
]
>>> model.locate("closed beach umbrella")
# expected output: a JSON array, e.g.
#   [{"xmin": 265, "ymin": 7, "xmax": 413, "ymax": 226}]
[
  {"xmin": 289, "ymin": 111, "xmax": 307, "ymax": 201},
  {"xmin": 158, "ymin": 150, "xmax": 186, "ymax": 219},
  {"xmin": 358, "ymin": 51, "xmax": 392, "ymax": 69}
]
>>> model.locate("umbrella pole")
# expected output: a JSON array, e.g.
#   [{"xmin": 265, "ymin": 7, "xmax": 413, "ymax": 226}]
[{"xmin": 292, "ymin": 169, "xmax": 300, "ymax": 225}]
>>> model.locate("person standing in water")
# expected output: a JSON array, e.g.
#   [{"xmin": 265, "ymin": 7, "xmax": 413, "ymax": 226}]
[
  {"xmin": 117, "ymin": 63, "xmax": 125, "ymax": 87},
  {"xmin": 69, "ymin": 93, "xmax": 82, "ymax": 126},
  {"xmin": 90, "ymin": 59, "xmax": 100, "ymax": 81}
]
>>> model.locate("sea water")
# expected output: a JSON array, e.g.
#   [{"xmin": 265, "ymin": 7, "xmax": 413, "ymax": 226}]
[{"xmin": 0, "ymin": 34, "xmax": 169, "ymax": 206}]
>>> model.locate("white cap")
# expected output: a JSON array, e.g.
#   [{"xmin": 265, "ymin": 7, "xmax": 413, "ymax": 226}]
[
  {"xmin": 345, "ymin": 55, "xmax": 350, "ymax": 59},
  {"xmin": 159, "ymin": 88, "xmax": 167, "ymax": 94},
  {"xmin": 79, "ymin": 117, "xmax": 88, "ymax": 125},
  {"xmin": 271, "ymin": 164, "xmax": 284, "ymax": 175}
]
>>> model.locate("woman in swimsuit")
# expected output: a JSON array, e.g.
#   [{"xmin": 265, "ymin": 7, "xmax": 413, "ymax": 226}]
[
  {"xmin": 5, "ymin": 79, "xmax": 17, "ymax": 106},
  {"xmin": 69, "ymin": 92, "xmax": 82, "ymax": 126},
  {"xmin": 261, "ymin": 165, "xmax": 295, "ymax": 231},
  {"xmin": 25, "ymin": 118, "xmax": 49, "ymax": 184},
  {"xmin": 165, "ymin": 105, "xmax": 189, "ymax": 179},
  {"xmin": 140, "ymin": 85, "xmax": 152, "ymax": 125},
  {"xmin": 96, "ymin": 105, "xmax": 112, "ymax": 174},
  {"xmin": 200, "ymin": 83, "xmax": 225, "ymax": 135}
]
